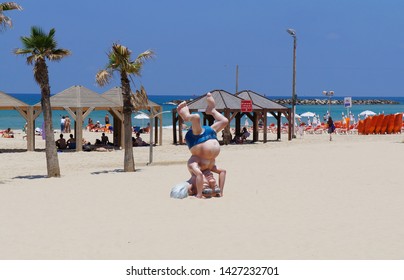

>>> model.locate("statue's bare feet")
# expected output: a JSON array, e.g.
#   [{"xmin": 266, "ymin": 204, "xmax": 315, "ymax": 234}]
[
  {"xmin": 205, "ymin": 92, "xmax": 216, "ymax": 115},
  {"xmin": 177, "ymin": 101, "xmax": 190, "ymax": 121}
]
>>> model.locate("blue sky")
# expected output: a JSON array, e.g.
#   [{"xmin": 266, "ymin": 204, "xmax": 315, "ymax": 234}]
[{"xmin": 1, "ymin": 0, "xmax": 404, "ymax": 97}]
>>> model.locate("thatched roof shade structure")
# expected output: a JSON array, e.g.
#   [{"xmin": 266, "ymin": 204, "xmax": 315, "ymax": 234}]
[
  {"xmin": 172, "ymin": 89, "xmax": 265, "ymax": 144},
  {"xmin": 32, "ymin": 85, "xmax": 121, "ymax": 151},
  {"xmin": 0, "ymin": 90, "xmax": 30, "ymax": 109},
  {"xmin": 0, "ymin": 91, "xmax": 35, "ymax": 150},
  {"xmin": 102, "ymin": 87, "xmax": 163, "ymax": 145},
  {"xmin": 236, "ymin": 90, "xmax": 292, "ymax": 141}
]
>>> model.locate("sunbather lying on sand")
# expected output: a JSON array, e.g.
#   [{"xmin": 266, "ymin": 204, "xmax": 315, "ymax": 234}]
[{"xmin": 1, "ymin": 128, "xmax": 14, "ymax": 138}]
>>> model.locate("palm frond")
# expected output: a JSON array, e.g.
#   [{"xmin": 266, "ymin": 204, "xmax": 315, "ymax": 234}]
[
  {"xmin": 96, "ymin": 69, "xmax": 112, "ymax": 87},
  {"xmin": 0, "ymin": 2, "xmax": 23, "ymax": 11},
  {"xmin": 47, "ymin": 49, "xmax": 71, "ymax": 61},
  {"xmin": 126, "ymin": 63, "xmax": 142, "ymax": 76},
  {"xmin": 110, "ymin": 43, "xmax": 132, "ymax": 69},
  {"xmin": 15, "ymin": 26, "xmax": 70, "ymax": 66},
  {"xmin": 13, "ymin": 47, "xmax": 30, "ymax": 55},
  {"xmin": 126, "ymin": 49, "xmax": 155, "ymax": 76},
  {"xmin": 13, "ymin": 48, "xmax": 37, "ymax": 65},
  {"xmin": 134, "ymin": 49, "xmax": 155, "ymax": 65},
  {"xmin": 131, "ymin": 85, "xmax": 149, "ymax": 111},
  {"xmin": 0, "ymin": 13, "xmax": 11, "ymax": 29},
  {"xmin": 0, "ymin": 2, "xmax": 22, "ymax": 30},
  {"xmin": 26, "ymin": 55, "xmax": 36, "ymax": 65}
]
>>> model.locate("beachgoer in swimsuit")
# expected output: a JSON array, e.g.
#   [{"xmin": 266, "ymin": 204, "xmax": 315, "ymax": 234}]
[{"xmin": 177, "ymin": 92, "xmax": 228, "ymax": 198}]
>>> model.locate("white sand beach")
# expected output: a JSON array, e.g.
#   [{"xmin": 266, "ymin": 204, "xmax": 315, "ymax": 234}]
[{"xmin": 0, "ymin": 129, "xmax": 403, "ymax": 260}]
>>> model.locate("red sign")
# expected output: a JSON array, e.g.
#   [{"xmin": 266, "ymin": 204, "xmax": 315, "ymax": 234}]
[{"xmin": 241, "ymin": 100, "xmax": 253, "ymax": 112}]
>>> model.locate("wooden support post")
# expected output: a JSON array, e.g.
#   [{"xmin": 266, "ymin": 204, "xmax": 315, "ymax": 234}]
[
  {"xmin": 75, "ymin": 107, "xmax": 83, "ymax": 151},
  {"xmin": 178, "ymin": 116, "xmax": 183, "ymax": 145},
  {"xmin": 236, "ymin": 113, "xmax": 241, "ymax": 136},
  {"xmin": 277, "ymin": 113, "xmax": 281, "ymax": 140},
  {"xmin": 287, "ymin": 109, "xmax": 292, "ymax": 141},
  {"xmin": 172, "ymin": 109, "xmax": 177, "ymax": 144},
  {"xmin": 253, "ymin": 112, "xmax": 258, "ymax": 142},
  {"xmin": 263, "ymin": 110, "xmax": 268, "ymax": 143}
]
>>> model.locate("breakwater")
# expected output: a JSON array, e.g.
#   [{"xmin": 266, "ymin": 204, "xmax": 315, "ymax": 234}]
[
  {"xmin": 166, "ymin": 98, "xmax": 399, "ymax": 106},
  {"xmin": 272, "ymin": 98, "xmax": 399, "ymax": 105}
]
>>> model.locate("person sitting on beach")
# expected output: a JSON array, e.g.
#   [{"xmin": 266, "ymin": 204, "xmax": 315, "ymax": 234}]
[
  {"xmin": 132, "ymin": 132, "xmax": 149, "ymax": 146},
  {"xmin": 101, "ymin": 132, "xmax": 110, "ymax": 145},
  {"xmin": 91, "ymin": 121, "xmax": 102, "ymax": 132},
  {"xmin": 141, "ymin": 122, "xmax": 150, "ymax": 133},
  {"xmin": 55, "ymin": 134, "xmax": 67, "ymax": 149},
  {"xmin": 1, "ymin": 128, "xmax": 14, "ymax": 138},
  {"xmin": 241, "ymin": 127, "xmax": 250, "ymax": 142},
  {"xmin": 86, "ymin": 118, "xmax": 94, "ymax": 131},
  {"xmin": 231, "ymin": 132, "xmax": 243, "ymax": 144},
  {"xmin": 177, "ymin": 92, "xmax": 229, "ymax": 198},
  {"xmin": 67, "ymin": 134, "xmax": 76, "ymax": 149}
]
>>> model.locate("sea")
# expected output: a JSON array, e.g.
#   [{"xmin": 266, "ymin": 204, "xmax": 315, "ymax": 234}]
[{"xmin": 2, "ymin": 94, "xmax": 404, "ymax": 130}]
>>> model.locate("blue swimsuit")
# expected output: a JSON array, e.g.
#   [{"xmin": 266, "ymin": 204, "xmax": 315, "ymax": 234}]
[{"xmin": 185, "ymin": 126, "xmax": 218, "ymax": 149}]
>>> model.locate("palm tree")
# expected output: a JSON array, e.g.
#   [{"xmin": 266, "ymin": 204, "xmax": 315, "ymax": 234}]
[
  {"xmin": 96, "ymin": 43, "xmax": 154, "ymax": 172},
  {"xmin": 0, "ymin": 2, "xmax": 22, "ymax": 31},
  {"xmin": 14, "ymin": 26, "xmax": 71, "ymax": 177}
]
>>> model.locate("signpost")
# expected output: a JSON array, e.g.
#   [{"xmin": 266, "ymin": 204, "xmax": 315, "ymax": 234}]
[
  {"xmin": 344, "ymin": 97, "xmax": 352, "ymax": 120},
  {"xmin": 344, "ymin": 97, "xmax": 352, "ymax": 108},
  {"xmin": 241, "ymin": 100, "xmax": 252, "ymax": 112}
]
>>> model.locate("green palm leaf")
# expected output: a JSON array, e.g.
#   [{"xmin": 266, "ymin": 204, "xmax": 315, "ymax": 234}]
[{"xmin": 14, "ymin": 26, "xmax": 70, "ymax": 68}]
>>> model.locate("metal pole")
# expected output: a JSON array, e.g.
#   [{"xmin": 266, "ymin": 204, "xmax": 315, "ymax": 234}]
[
  {"xmin": 292, "ymin": 36, "xmax": 296, "ymax": 138},
  {"xmin": 235, "ymin": 64, "xmax": 239, "ymax": 94},
  {"xmin": 149, "ymin": 116, "xmax": 154, "ymax": 165},
  {"xmin": 287, "ymin": 28, "xmax": 297, "ymax": 139},
  {"xmin": 328, "ymin": 96, "xmax": 331, "ymax": 117}
]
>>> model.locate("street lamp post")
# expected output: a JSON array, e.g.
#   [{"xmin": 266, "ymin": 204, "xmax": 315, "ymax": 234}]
[
  {"xmin": 287, "ymin": 28, "xmax": 297, "ymax": 138},
  {"xmin": 322, "ymin": 90, "xmax": 334, "ymax": 117}
]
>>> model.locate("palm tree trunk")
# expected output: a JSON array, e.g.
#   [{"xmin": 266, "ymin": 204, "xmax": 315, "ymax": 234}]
[
  {"xmin": 36, "ymin": 59, "xmax": 60, "ymax": 177},
  {"xmin": 121, "ymin": 72, "xmax": 135, "ymax": 172}
]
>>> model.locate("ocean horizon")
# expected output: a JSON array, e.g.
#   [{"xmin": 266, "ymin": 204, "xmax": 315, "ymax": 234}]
[{"xmin": 1, "ymin": 93, "xmax": 404, "ymax": 130}]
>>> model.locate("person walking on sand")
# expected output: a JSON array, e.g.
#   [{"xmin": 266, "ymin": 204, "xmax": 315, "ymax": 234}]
[
  {"xmin": 177, "ymin": 92, "xmax": 228, "ymax": 198},
  {"xmin": 60, "ymin": 116, "xmax": 65, "ymax": 133},
  {"xmin": 327, "ymin": 116, "xmax": 335, "ymax": 141}
]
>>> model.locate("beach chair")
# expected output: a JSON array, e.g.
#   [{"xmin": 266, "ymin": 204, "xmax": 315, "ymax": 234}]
[
  {"xmin": 386, "ymin": 114, "xmax": 395, "ymax": 134},
  {"xmin": 362, "ymin": 117, "xmax": 372, "ymax": 135},
  {"xmin": 348, "ymin": 123, "xmax": 358, "ymax": 134},
  {"xmin": 357, "ymin": 120, "xmax": 365, "ymax": 134},
  {"xmin": 374, "ymin": 114, "xmax": 384, "ymax": 134},
  {"xmin": 313, "ymin": 124, "xmax": 325, "ymax": 134},
  {"xmin": 379, "ymin": 115, "xmax": 389, "ymax": 134},
  {"xmin": 367, "ymin": 115, "xmax": 378, "ymax": 134},
  {"xmin": 393, "ymin": 113, "xmax": 403, "ymax": 133},
  {"xmin": 303, "ymin": 125, "xmax": 313, "ymax": 134}
]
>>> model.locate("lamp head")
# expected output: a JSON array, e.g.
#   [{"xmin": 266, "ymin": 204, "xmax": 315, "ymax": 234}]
[{"xmin": 287, "ymin": 28, "xmax": 296, "ymax": 37}]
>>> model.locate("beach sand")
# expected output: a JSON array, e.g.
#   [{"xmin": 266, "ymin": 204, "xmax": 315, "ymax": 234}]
[{"xmin": 0, "ymin": 129, "xmax": 403, "ymax": 259}]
